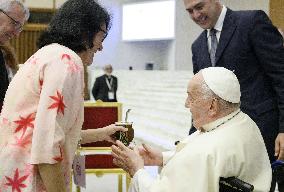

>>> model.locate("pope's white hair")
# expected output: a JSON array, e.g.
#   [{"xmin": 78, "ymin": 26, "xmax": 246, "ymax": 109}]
[
  {"xmin": 0, "ymin": 0, "xmax": 29, "ymax": 21},
  {"xmin": 200, "ymin": 80, "xmax": 240, "ymax": 111}
]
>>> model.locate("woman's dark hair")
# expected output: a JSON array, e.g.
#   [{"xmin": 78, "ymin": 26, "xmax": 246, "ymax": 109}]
[{"xmin": 37, "ymin": 0, "xmax": 111, "ymax": 53}]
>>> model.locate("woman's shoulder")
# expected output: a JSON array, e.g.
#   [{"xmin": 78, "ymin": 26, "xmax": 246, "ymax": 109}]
[
  {"xmin": 33, "ymin": 43, "xmax": 82, "ymax": 64},
  {"xmin": 40, "ymin": 43, "xmax": 78, "ymax": 57}
]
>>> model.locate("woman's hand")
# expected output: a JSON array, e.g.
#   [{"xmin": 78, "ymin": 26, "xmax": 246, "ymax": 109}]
[
  {"xmin": 81, "ymin": 124, "xmax": 126, "ymax": 144},
  {"xmin": 100, "ymin": 124, "xmax": 127, "ymax": 143},
  {"xmin": 111, "ymin": 140, "xmax": 144, "ymax": 177}
]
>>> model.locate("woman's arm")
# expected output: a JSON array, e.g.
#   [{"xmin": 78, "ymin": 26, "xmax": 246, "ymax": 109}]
[
  {"xmin": 81, "ymin": 124, "xmax": 127, "ymax": 144},
  {"xmin": 37, "ymin": 163, "xmax": 66, "ymax": 192},
  {"xmin": 81, "ymin": 128, "xmax": 105, "ymax": 144}
]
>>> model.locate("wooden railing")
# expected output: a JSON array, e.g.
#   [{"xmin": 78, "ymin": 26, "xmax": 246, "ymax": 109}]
[{"xmin": 10, "ymin": 24, "xmax": 47, "ymax": 64}]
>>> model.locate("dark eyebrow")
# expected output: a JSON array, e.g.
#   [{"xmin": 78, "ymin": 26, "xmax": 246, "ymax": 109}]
[{"xmin": 187, "ymin": 2, "xmax": 204, "ymax": 10}]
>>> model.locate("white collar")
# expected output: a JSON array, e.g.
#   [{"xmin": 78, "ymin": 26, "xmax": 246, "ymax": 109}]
[
  {"xmin": 202, "ymin": 109, "xmax": 241, "ymax": 132},
  {"xmin": 207, "ymin": 5, "xmax": 227, "ymax": 37}
]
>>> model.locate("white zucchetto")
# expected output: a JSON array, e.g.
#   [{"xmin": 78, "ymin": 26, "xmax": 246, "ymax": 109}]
[{"xmin": 201, "ymin": 67, "xmax": 241, "ymax": 103}]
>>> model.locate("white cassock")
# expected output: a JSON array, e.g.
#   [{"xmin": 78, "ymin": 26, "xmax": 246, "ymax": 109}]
[{"xmin": 129, "ymin": 110, "xmax": 272, "ymax": 192}]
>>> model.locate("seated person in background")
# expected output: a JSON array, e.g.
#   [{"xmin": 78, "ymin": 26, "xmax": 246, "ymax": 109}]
[
  {"xmin": 92, "ymin": 64, "xmax": 118, "ymax": 102},
  {"xmin": 112, "ymin": 67, "xmax": 272, "ymax": 192}
]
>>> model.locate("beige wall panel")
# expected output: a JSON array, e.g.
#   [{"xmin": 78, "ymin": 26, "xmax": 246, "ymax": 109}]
[
  {"xmin": 24, "ymin": 0, "xmax": 67, "ymax": 8},
  {"xmin": 270, "ymin": 0, "xmax": 284, "ymax": 29},
  {"xmin": 222, "ymin": 0, "xmax": 269, "ymax": 14},
  {"xmin": 24, "ymin": 0, "xmax": 53, "ymax": 8}
]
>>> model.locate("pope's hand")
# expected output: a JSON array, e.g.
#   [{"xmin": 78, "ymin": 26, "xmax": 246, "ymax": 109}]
[
  {"xmin": 138, "ymin": 144, "xmax": 163, "ymax": 166},
  {"xmin": 111, "ymin": 140, "xmax": 144, "ymax": 177}
]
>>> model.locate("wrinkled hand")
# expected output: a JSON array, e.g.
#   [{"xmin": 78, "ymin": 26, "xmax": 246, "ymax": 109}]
[
  {"xmin": 101, "ymin": 124, "xmax": 127, "ymax": 143},
  {"xmin": 275, "ymin": 133, "xmax": 284, "ymax": 160},
  {"xmin": 138, "ymin": 144, "xmax": 163, "ymax": 166},
  {"xmin": 111, "ymin": 140, "xmax": 144, "ymax": 177}
]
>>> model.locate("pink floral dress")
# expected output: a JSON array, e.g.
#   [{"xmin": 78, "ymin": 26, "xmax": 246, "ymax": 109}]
[{"xmin": 0, "ymin": 43, "xmax": 84, "ymax": 192}]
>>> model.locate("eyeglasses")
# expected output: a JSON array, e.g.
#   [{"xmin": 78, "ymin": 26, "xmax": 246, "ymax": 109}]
[
  {"xmin": 0, "ymin": 9, "xmax": 23, "ymax": 32},
  {"xmin": 99, "ymin": 28, "xmax": 108, "ymax": 40}
]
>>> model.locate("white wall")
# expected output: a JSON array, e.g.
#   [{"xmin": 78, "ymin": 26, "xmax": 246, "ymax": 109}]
[
  {"xmin": 25, "ymin": 0, "xmax": 269, "ymax": 70},
  {"xmin": 93, "ymin": 0, "xmax": 174, "ymax": 70},
  {"xmin": 175, "ymin": 0, "xmax": 202, "ymax": 70}
]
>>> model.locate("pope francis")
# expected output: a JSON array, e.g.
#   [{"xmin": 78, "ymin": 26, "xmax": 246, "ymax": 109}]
[{"xmin": 111, "ymin": 67, "xmax": 272, "ymax": 192}]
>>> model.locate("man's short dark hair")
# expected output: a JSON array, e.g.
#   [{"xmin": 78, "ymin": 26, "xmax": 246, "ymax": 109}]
[{"xmin": 37, "ymin": 0, "xmax": 111, "ymax": 53}]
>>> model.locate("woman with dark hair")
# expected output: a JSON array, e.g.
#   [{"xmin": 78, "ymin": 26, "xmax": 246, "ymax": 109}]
[{"xmin": 0, "ymin": 0, "xmax": 124, "ymax": 191}]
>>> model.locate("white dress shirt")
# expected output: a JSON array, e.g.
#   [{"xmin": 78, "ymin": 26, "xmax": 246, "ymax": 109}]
[{"xmin": 207, "ymin": 5, "xmax": 227, "ymax": 51}]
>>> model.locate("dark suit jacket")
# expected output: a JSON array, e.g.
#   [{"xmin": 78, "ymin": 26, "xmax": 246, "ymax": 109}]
[
  {"xmin": 0, "ymin": 50, "xmax": 8, "ymax": 108},
  {"xmin": 92, "ymin": 74, "xmax": 118, "ymax": 102},
  {"xmin": 191, "ymin": 9, "xmax": 284, "ymax": 161}
]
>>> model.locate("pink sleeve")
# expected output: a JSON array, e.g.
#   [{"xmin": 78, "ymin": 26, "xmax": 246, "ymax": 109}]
[{"xmin": 30, "ymin": 53, "xmax": 84, "ymax": 164}]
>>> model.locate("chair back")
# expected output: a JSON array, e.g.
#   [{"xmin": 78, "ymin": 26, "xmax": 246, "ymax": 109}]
[{"xmin": 82, "ymin": 101, "xmax": 122, "ymax": 147}]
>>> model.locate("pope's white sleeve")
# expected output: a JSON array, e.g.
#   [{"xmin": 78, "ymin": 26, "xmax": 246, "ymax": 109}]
[
  {"xmin": 129, "ymin": 169, "xmax": 155, "ymax": 192},
  {"xmin": 162, "ymin": 151, "xmax": 175, "ymax": 166},
  {"xmin": 129, "ymin": 150, "xmax": 223, "ymax": 192}
]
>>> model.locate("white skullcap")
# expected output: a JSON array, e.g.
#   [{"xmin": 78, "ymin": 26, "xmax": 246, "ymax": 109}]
[{"xmin": 201, "ymin": 67, "xmax": 241, "ymax": 103}]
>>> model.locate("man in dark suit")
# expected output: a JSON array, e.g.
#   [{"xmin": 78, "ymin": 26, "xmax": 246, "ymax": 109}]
[
  {"xmin": 183, "ymin": 0, "xmax": 284, "ymax": 165},
  {"xmin": 0, "ymin": 0, "xmax": 29, "ymax": 111},
  {"xmin": 92, "ymin": 64, "xmax": 118, "ymax": 102}
]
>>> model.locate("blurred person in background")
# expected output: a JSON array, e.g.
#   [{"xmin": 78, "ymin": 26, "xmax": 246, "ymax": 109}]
[
  {"xmin": 92, "ymin": 64, "xmax": 118, "ymax": 102},
  {"xmin": 0, "ymin": 0, "xmax": 29, "ymax": 111}
]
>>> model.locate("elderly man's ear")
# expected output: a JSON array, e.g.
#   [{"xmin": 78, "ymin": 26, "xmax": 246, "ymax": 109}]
[{"xmin": 208, "ymin": 98, "xmax": 219, "ymax": 117}]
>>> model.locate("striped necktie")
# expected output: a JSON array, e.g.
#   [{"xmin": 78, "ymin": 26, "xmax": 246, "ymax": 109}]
[{"xmin": 210, "ymin": 28, "xmax": 218, "ymax": 66}]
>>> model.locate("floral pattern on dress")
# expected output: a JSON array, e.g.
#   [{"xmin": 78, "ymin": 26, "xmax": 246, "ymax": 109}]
[
  {"xmin": 5, "ymin": 168, "xmax": 29, "ymax": 192},
  {"xmin": 48, "ymin": 91, "xmax": 66, "ymax": 115},
  {"xmin": 0, "ymin": 44, "xmax": 84, "ymax": 191}
]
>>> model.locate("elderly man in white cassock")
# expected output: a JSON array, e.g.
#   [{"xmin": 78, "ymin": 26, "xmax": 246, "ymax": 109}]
[{"xmin": 111, "ymin": 67, "xmax": 272, "ymax": 192}]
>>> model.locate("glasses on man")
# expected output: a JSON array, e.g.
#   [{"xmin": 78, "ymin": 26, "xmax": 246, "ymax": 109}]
[{"xmin": 0, "ymin": 9, "xmax": 23, "ymax": 32}]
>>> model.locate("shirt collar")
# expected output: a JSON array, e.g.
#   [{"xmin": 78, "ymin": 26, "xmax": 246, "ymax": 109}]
[
  {"xmin": 207, "ymin": 5, "xmax": 227, "ymax": 37},
  {"xmin": 202, "ymin": 109, "xmax": 241, "ymax": 132}
]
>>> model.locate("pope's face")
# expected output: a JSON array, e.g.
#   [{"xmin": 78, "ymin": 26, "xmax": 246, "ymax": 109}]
[
  {"xmin": 185, "ymin": 74, "xmax": 211, "ymax": 129},
  {"xmin": 183, "ymin": 0, "xmax": 222, "ymax": 29}
]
